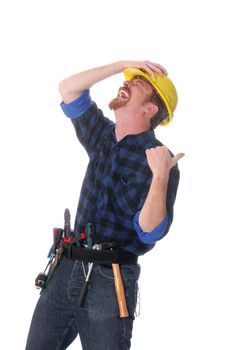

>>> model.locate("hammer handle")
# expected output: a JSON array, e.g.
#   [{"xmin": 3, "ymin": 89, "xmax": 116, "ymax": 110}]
[{"xmin": 112, "ymin": 263, "xmax": 129, "ymax": 318}]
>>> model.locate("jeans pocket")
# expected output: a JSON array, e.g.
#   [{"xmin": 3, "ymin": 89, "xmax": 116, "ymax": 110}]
[
  {"xmin": 121, "ymin": 278, "xmax": 138, "ymax": 320},
  {"xmin": 98, "ymin": 265, "xmax": 115, "ymax": 280},
  {"xmin": 120, "ymin": 264, "xmax": 141, "ymax": 320},
  {"xmin": 97, "ymin": 264, "xmax": 140, "ymax": 319}
]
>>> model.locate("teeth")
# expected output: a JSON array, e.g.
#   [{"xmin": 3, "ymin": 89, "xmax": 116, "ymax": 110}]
[{"xmin": 119, "ymin": 89, "xmax": 129, "ymax": 98}]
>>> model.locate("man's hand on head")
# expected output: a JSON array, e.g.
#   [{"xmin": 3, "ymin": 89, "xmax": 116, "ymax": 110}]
[{"xmin": 121, "ymin": 60, "xmax": 168, "ymax": 77}]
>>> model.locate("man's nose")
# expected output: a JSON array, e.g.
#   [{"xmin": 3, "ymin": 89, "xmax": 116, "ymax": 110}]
[{"xmin": 123, "ymin": 80, "xmax": 131, "ymax": 88}]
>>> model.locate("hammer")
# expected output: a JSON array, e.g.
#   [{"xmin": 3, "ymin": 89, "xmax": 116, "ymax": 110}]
[{"xmin": 112, "ymin": 263, "xmax": 129, "ymax": 318}]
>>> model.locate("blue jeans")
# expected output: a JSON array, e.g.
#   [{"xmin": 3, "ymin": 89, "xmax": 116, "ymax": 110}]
[{"xmin": 26, "ymin": 257, "xmax": 140, "ymax": 350}]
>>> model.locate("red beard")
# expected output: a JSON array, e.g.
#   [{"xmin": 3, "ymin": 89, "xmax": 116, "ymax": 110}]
[{"xmin": 108, "ymin": 97, "xmax": 129, "ymax": 110}]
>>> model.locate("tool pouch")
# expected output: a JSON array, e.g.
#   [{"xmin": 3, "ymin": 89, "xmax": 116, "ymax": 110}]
[{"xmin": 35, "ymin": 208, "xmax": 74, "ymax": 292}]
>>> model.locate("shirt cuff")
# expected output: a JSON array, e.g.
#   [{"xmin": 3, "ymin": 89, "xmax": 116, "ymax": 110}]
[
  {"xmin": 60, "ymin": 89, "xmax": 93, "ymax": 119},
  {"xmin": 133, "ymin": 211, "xmax": 169, "ymax": 244}
]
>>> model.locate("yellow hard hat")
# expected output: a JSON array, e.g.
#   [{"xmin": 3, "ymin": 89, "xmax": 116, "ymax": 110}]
[{"xmin": 123, "ymin": 68, "xmax": 178, "ymax": 126}]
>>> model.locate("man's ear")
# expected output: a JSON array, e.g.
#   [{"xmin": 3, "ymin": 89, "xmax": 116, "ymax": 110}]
[{"xmin": 144, "ymin": 103, "xmax": 158, "ymax": 117}]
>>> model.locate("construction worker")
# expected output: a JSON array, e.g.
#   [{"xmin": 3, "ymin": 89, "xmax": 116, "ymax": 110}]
[{"xmin": 26, "ymin": 60, "xmax": 184, "ymax": 350}]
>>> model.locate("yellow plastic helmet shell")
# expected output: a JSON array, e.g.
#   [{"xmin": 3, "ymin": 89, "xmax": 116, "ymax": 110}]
[{"xmin": 123, "ymin": 68, "xmax": 178, "ymax": 126}]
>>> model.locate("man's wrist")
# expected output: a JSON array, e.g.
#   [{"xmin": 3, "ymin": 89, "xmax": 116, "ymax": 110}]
[{"xmin": 151, "ymin": 170, "xmax": 169, "ymax": 185}]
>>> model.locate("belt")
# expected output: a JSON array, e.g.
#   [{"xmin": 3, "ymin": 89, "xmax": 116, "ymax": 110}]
[{"xmin": 63, "ymin": 245, "xmax": 138, "ymax": 265}]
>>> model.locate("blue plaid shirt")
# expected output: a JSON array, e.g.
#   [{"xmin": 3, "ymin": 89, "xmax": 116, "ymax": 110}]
[{"xmin": 60, "ymin": 90, "xmax": 180, "ymax": 256}]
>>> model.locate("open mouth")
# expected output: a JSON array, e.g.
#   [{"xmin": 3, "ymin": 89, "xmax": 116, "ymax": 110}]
[{"xmin": 117, "ymin": 87, "xmax": 130, "ymax": 99}]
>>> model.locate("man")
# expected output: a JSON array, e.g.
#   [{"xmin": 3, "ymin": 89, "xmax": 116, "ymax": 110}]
[{"xmin": 26, "ymin": 60, "xmax": 184, "ymax": 350}]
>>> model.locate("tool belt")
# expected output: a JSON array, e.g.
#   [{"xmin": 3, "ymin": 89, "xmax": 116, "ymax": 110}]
[
  {"xmin": 63, "ymin": 245, "xmax": 138, "ymax": 265},
  {"xmin": 35, "ymin": 210, "xmax": 134, "ymax": 318}
]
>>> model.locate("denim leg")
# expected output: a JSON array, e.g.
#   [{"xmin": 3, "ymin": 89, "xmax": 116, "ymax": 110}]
[
  {"xmin": 25, "ymin": 258, "xmax": 79, "ymax": 350},
  {"xmin": 26, "ymin": 259, "xmax": 140, "ymax": 350},
  {"xmin": 69, "ymin": 263, "xmax": 141, "ymax": 350}
]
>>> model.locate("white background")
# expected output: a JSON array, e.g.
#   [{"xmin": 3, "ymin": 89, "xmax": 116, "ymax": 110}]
[{"xmin": 0, "ymin": 0, "xmax": 233, "ymax": 349}]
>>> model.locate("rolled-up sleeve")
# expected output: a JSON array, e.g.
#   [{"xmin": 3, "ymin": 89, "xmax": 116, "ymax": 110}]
[
  {"xmin": 133, "ymin": 211, "xmax": 169, "ymax": 244},
  {"xmin": 60, "ymin": 89, "xmax": 93, "ymax": 119}
]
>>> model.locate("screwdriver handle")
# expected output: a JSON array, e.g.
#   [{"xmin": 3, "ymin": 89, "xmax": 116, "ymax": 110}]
[
  {"xmin": 78, "ymin": 280, "xmax": 90, "ymax": 306},
  {"xmin": 85, "ymin": 223, "xmax": 95, "ymax": 249}
]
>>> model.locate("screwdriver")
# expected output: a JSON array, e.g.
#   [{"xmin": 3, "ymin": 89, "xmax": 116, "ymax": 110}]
[
  {"xmin": 85, "ymin": 222, "xmax": 95, "ymax": 249},
  {"xmin": 78, "ymin": 261, "xmax": 94, "ymax": 306},
  {"xmin": 78, "ymin": 223, "xmax": 95, "ymax": 306}
]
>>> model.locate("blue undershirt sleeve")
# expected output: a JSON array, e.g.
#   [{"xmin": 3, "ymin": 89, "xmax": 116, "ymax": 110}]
[
  {"xmin": 133, "ymin": 211, "xmax": 169, "ymax": 244},
  {"xmin": 60, "ymin": 89, "xmax": 93, "ymax": 119}
]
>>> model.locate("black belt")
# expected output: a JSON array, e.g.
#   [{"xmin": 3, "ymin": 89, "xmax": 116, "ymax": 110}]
[{"xmin": 63, "ymin": 245, "xmax": 138, "ymax": 265}]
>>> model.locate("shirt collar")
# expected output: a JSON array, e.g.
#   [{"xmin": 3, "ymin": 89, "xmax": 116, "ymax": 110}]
[{"xmin": 111, "ymin": 126, "xmax": 157, "ymax": 150}]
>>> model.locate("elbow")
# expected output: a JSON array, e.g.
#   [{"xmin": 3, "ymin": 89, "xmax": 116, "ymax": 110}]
[
  {"xmin": 139, "ymin": 222, "xmax": 156, "ymax": 233},
  {"xmin": 138, "ymin": 215, "xmax": 160, "ymax": 233},
  {"xmin": 58, "ymin": 80, "xmax": 82, "ymax": 104},
  {"xmin": 58, "ymin": 80, "xmax": 68, "ymax": 100}
]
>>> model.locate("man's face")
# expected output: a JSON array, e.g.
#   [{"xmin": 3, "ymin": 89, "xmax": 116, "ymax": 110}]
[{"xmin": 109, "ymin": 76, "xmax": 154, "ymax": 111}]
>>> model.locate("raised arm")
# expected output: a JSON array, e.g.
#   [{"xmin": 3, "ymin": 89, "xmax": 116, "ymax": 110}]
[
  {"xmin": 139, "ymin": 146, "xmax": 184, "ymax": 232},
  {"xmin": 58, "ymin": 60, "xmax": 167, "ymax": 103}
]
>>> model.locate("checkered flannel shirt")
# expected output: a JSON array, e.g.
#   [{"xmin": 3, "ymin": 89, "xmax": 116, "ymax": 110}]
[{"xmin": 60, "ymin": 90, "xmax": 180, "ymax": 256}]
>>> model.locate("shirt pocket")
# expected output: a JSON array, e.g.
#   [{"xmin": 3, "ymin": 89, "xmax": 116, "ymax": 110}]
[{"xmin": 112, "ymin": 169, "xmax": 147, "ymax": 216}]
